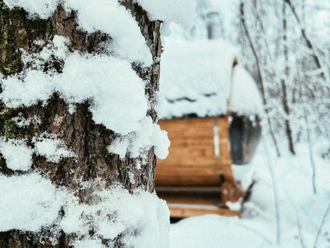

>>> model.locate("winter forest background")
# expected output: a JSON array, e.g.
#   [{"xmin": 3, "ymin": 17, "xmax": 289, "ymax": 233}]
[
  {"xmin": 169, "ymin": 0, "xmax": 330, "ymax": 248},
  {"xmin": 0, "ymin": 0, "xmax": 330, "ymax": 247},
  {"xmin": 178, "ymin": 0, "xmax": 330, "ymax": 159}
]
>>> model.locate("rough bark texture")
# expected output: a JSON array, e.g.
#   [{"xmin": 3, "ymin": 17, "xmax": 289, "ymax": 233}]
[{"xmin": 0, "ymin": 1, "xmax": 162, "ymax": 247}]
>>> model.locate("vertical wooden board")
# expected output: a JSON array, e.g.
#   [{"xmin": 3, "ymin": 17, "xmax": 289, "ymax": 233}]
[{"xmin": 217, "ymin": 116, "xmax": 235, "ymax": 182}]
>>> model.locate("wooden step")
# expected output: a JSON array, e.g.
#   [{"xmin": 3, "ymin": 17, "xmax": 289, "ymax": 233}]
[
  {"xmin": 168, "ymin": 204, "xmax": 239, "ymax": 218},
  {"xmin": 156, "ymin": 186, "xmax": 241, "ymax": 218}
]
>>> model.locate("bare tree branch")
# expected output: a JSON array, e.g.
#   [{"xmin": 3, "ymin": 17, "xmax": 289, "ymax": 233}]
[
  {"xmin": 284, "ymin": 0, "xmax": 326, "ymax": 80},
  {"xmin": 313, "ymin": 197, "xmax": 330, "ymax": 248},
  {"xmin": 240, "ymin": 1, "xmax": 281, "ymax": 157},
  {"xmin": 281, "ymin": 2, "xmax": 296, "ymax": 154}
]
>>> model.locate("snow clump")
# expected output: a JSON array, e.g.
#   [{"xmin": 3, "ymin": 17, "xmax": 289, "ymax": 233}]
[
  {"xmin": 0, "ymin": 133, "xmax": 75, "ymax": 171},
  {"xmin": 61, "ymin": 186, "xmax": 170, "ymax": 248},
  {"xmin": 0, "ymin": 173, "xmax": 67, "ymax": 231},
  {"xmin": 108, "ymin": 117, "xmax": 170, "ymax": 159},
  {"xmin": 3, "ymin": 0, "xmax": 58, "ymax": 19},
  {"xmin": 0, "ymin": 36, "xmax": 148, "ymax": 135},
  {"xmin": 4, "ymin": 0, "xmax": 152, "ymax": 65},
  {"xmin": 0, "ymin": 139, "xmax": 33, "ymax": 171},
  {"xmin": 64, "ymin": 0, "xmax": 152, "ymax": 65},
  {"xmin": 0, "ymin": 172, "xmax": 170, "ymax": 247},
  {"xmin": 33, "ymin": 133, "xmax": 76, "ymax": 163},
  {"xmin": 0, "ymin": 35, "xmax": 170, "ymax": 158}
]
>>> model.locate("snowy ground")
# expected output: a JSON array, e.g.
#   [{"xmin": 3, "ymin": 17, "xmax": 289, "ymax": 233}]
[{"xmin": 170, "ymin": 140, "xmax": 330, "ymax": 248}]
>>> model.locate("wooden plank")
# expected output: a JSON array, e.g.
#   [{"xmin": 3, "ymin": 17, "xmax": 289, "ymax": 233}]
[
  {"xmin": 156, "ymin": 187, "xmax": 240, "ymax": 217},
  {"xmin": 217, "ymin": 116, "xmax": 235, "ymax": 183},
  {"xmin": 169, "ymin": 205, "xmax": 239, "ymax": 218},
  {"xmin": 157, "ymin": 189, "xmax": 222, "ymax": 205},
  {"xmin": 156, "ymin": 175, "xmax": 220, "ymax": 187}
]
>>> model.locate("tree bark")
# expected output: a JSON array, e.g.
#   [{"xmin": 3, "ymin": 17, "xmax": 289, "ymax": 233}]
[
  {"xmin": 281, "ymin": 3, "xmax": 295, "ymax": 155},
  {"xmin": 0, "ymin": 1, "xmax": 162, "ymax": 247}
]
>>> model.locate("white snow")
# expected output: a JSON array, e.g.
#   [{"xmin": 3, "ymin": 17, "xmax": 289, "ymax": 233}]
[
  {"xmin": 1, "ymin": 70, "xmax": 54, "ymax": 108},
  {"xmin": 71, "ymin": 239, "xmax": 104, "ymax": 248},
  {"xmin": 159, "ymin": 39, "xmax": 263, "ymax": 118},
  {"xmin": 155, "ymin": 91, "xmax": 168, "ymax": 119},
  {"xmin": 0, "ymin": 134, "xmax": 75, "ymax": 170},
  {"xmin": 33, "ymin": 133, "xmax": 76, "ymax": 163},
  {"xmin": 60, "ymin": 186, "xmax": 170, "ymax": 248},
  {"xmin": 226, "ymin": 200, "xmax": 242, "ymax": 211},
  {"xmin": 151, "ymin": 123, "xmax": 170, "ymax": 159},
  {"xmin": 0, "ymin": 139, "xmax": 33, "ymax": 171},
  {"xmin": 0, "ymin": 0, "xmax": 175, "ymax": 246},
  {"xmin": 58, "ymin": 53, "xmax": 149, "ymax": 135},
  {"xmin": 108, "ymin": 117, "xmax": 170, "ymax": 159},
  {"xmin": 170, "ymin": 215, "xmax": 265, "ymax": 248},
  {"xmin": 21, "ymin": 35, "xmax": 69, "ymax": 70},
  {"xmin": 0, "ymin": 173, "xmax": 67, "ymax": 232},
  {"xmin": 3, "ymin": 0, "xmax": 58, "ymax": 19},
  {"xmin": 0, "ymin": 173, "xmax": 170, "ymax": 247},
  {"xmin": 1, "ymin": 37, "xmax": 170, "ymax": 159},
  {"xmin": 4, "ymin": 0, "xmax": 152, "ymax": 65},
  {"xmin": 1, "ymin": 38, "xmax": 148, "ymax": 136},
  {"xmin": 135, "ymin": 0, "xmax": 197, "ymax": 30},
  {"xmin": 48, "ymin": 35, "xmax": 69, "ymax": 59},
  {"xmin": 169, "ymin": 142, "xmax": 330, "ymax": 248},
  {"xmin": 0, "ymin": 8, "xmax": 170, "ymax": 160},
  {"xmin": 64, "ymin": 0, "xmax": 152, "ymax": 65},
  {"xmin": 230, "ymin": 65, "xmax": 263, "ymax": 115},
  {"xmin": 159, "ymin": 28, "xmax": 263, "ymax": 119},
  {"xmin": 159, "ymin": 39, "xmax": 237, "ymax": 118},
  {"xmin": 13, "ymin": 114, "xmax": 41, "ymax": 127}
]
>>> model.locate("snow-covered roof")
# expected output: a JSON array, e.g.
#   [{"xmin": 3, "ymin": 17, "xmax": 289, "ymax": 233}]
[
  {"xmin": 230, "ymin": 65, "xmax": 263, "ymax": 115},
  {"xmin": 159, "ymin": 39, "xmax": 263, "ymax": 119}
]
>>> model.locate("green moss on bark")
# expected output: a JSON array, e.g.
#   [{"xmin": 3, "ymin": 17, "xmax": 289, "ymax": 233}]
[{"xmin": 0, "ymin": 2, "xmax": 53, "ymax": 76}]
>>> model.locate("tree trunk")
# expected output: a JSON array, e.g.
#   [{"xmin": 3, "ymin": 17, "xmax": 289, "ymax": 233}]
[
  {"xmin": 0, "ymin": 1, "xmax": 162, "ymax": 247},
  {"xmin": 281, "ymin": 3, "xmax": 295, "ymax": 155}
]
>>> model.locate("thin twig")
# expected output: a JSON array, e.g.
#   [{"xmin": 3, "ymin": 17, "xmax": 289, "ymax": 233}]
[
  {"xmin": 284, "ymin": 0, "xmax": 328, "ymax": 82},
  {"xmin": 262, "ymin": 136, "xmax": 281, "ymax": 244},
  {"xmin": 303, "ymin": 104, "xmax": 317, "ymax": 194},
  {"xmin": 284, "ymin": 193, "xmax": 306, "ymax": 248},
  {"xmin": 313, "ymin": 197, "xmax": 330, "ymax": 248},
  {"xmin": 231, "ymin": 221, "xmax": 273, "ymax": 246},
  {"xmin": 240, "ymin": 1, "xmax": 281, "ymax": 157}
]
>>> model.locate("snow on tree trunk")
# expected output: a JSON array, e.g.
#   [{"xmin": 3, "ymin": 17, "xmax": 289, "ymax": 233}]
[{"xmin": 0, "ymin": 1, "xmax": 171, "ymax": 247}]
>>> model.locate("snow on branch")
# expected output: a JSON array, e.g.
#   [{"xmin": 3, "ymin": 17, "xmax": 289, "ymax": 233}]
[{"xmin": 0, "ymin": 139, "xmax": 33, "ymax": 171}]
